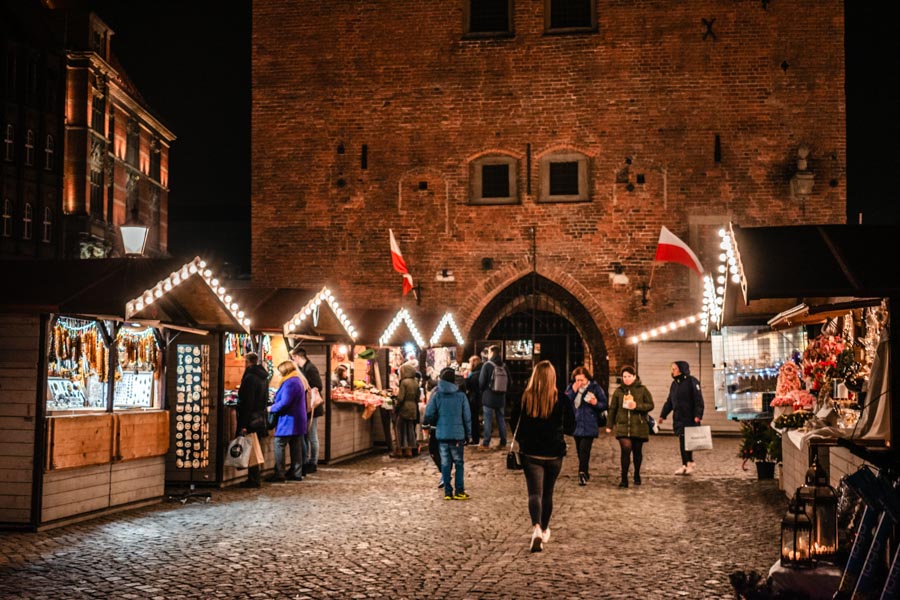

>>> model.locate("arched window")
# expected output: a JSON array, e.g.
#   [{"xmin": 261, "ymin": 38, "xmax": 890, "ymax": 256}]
[
  {"xmin": 3, "ymin": 124, "xmax": 13, "ymax": 162},
  {"xmin": 44, "ymin": 135, "xmax": 54, "ymax": 170},
  {"xmin": 42, "ymin": 207, "xmax": 52, "ymax": 243},
  {"xmin": 23, "ymin": 203, "xmax": 33, "ymax": 240},
  {"xmin": 25, "ymin": 129, "xmax": 35, "ymax": 166},
  {"xmin": 1, "ymin": 199, "xmax": 12, "ymax": 237}
]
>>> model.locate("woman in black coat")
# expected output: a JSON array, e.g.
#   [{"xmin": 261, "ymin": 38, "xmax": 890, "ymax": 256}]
[{"xmin": 658, "ymin": 360, "xmax": 704, "ymax": 475}]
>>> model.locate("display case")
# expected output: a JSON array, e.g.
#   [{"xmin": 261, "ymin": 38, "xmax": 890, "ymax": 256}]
[
  {"xmin": 173, "ymin": 343, "xmax": 211, "ymax": 469},
  {"xmin": 712, "ymin": 325, "xmax": 808, "ymax": 420},
  {"xmin": 46, "ymin": 317, "xmax": 110, "ymax": 411},
  {"xmin": 114, "ymin": 325, "xmax": 161, "ymax": 409}
]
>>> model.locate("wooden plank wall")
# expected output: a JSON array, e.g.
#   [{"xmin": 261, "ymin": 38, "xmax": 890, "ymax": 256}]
[
  {"xmin": 46, "ymin": 414, "xmax": 115, "ymax": 470},
  {"xmin": 0, "ymin": 314, "xmax": 40, "ymax": 525},
  {"xmin": 635, "ymin": 340, "xmax": 739, "ymax": 434},
  {"xmin": 330, "ymin": 402, "xmax": 373, "ymax": 461},
  {"xmin": 116, "ymin": 411, "xmax": 169, "ymax": 462}
]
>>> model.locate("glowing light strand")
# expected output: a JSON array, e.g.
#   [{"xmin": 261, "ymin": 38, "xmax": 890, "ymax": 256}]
[
  {"xmin": 284, "ymin": 287, "xmax": 358, "ymax": 341},
  {"xmin": 379, "ymin": 308, "xmax": 426, "ymax": 348},
  {"xmin": 429, "ymin": 312, "xmax": 465, "ymax": 346}
]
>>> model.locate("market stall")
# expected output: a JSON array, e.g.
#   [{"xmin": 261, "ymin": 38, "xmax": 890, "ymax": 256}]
[
  {"xmin": 422, "ymin": 311, "xmax": 466, "ymax": 381},
  {"xmin": 0, "ymin": 257, "xmax": 247, "ymax": 530}
]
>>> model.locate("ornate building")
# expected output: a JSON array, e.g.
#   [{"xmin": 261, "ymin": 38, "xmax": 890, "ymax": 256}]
[
  {"xmin": 1, "ymin": 0, "xmax": 174, "ymax": 260},
  {"xmin": 252, "ymin": 1, "xmax": 846, "ymax": 400}
]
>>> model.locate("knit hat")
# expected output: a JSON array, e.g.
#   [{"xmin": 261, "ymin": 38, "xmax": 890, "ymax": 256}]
[{"xmin": 439, "ymin": 367, "xmax": 456, "ymax": 383}]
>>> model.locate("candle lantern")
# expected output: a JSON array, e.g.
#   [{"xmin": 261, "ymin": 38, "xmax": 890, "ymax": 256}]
[
  {"xmin": 781, "ymin": 491, "xmax": 813, "ymax": 568},
  {"xmin": 798, "ymin": 456, "xmax": 838, "ymax": 563}
]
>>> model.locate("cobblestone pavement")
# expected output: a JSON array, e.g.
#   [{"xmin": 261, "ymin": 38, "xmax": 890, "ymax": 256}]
[{"xmin": 0, "ymin": 434, "xmax": 786, "ymax": 599}]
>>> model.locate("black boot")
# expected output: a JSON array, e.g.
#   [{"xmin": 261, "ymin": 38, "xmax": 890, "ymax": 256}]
[
  {"xmin": 618, "ymin": 475, "xmax": 628, "ymax": 488},
  {"xmin": 578, "ymin": 472, "xmax": 587, "ymax": 486},
  {"xmin": 634, "ymin": 473, "xmax": 642, "ymax": 485}
]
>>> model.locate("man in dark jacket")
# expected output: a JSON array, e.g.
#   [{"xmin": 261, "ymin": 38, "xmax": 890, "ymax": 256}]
[
  {"xmin": 236, "ymin": 352, "xmax": 269, "ymax": 488},
  {"xmin": 291, "ymin": 346, "xmax": 323, "ymax": 474},
  {"xmin": 477, "ymin": 345, "xmax": 507, "ymax": 450},
  {"xmin": 659, "ymin": 360, "xmax": 704, "ymax": 475}
]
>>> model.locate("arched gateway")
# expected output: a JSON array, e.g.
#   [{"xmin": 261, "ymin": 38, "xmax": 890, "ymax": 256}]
[{"xmin": 467, "ymin": 274, "xmax": 609, "ymax": 401}]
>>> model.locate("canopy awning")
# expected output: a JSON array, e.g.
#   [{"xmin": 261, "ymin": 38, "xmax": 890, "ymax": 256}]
[
  {"xmin": 730, "ymin": 224, "xmax": 900, "ymax": 303},
  {"xmin": 766, "ymin": 298, "xmax": 884, "ymax": 330},
  {"xmin": 0, "ymin": 257, "xmax": 248, "ymax": 333}
]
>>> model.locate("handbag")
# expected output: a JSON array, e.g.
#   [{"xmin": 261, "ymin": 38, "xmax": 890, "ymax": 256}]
[
  {"xmin": 248, "ymin": 410, "xmax": 266, "ymax": 432},
  {"xmin": 646, "ymin": 414, "xmax": 659, "ymax": 435},
  {"xmin": 683, "ymin": 424, "xmax": 713, "ymax": 451},
  {"xmin": 596, "ymin": 409, "xmax": 608, "ymax": 428},
  {"xmin": 309, "ymin": 388, "xmax": 324, "ymax": 411},
  {"xmin": 224, "ymin": 435, "xmax": 251, "ymax": 469},
  {"xmin": 267, "ymin": 408, "xmax": 278, "ymax": 430},
  {"xmin": 506, "ymin": 409, "xmax": 524, "ymax": 471}
]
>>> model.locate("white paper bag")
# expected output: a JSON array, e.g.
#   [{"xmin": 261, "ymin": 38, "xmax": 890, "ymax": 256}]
[
  {"xmin": 683, "ymin": 425, "xmax": 713, "ymax": 451},
  {"xmin": 224, "ymin": 435, "xmax": 251, "ymax": 469}
]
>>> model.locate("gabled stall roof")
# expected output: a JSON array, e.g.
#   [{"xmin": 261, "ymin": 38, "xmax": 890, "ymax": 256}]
[
  {"xmin": 122, "ymin": 257, "xmax": 250, "ymax": 333},
  {"xmin": 229, "ymin": 287, "xmax": 319, "ymax": 333},
  {"xmin": 281, "ymin": 287, "xmax": 358, "ymax": 341},
  {"xmin": 730, "ymin": 224, "xmax": 900, "ymax": 302},
  {"xmin": 347, "ymin": 307, "xmax": 426, "ymax": 348},
  {"xmin": 425, "ymin": 312, "xmax": 465, "ymax": 347},
  {"xmin": 0, "ymin": 257, "xmax": 248, "ymax": 333}
]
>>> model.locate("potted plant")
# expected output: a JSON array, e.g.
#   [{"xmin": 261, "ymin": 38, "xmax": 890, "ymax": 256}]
[{"xmin": 738, "ymin": 419, "xmax": 780, "ymax": 480}]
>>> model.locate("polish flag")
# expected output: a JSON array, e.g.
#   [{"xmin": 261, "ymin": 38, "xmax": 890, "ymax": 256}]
[
  {"xmin": 389, "ymin": 229, "xmax": 415, "ymax": 296},
  {"xmin": 654, "ymin": 226, "xmax": 704, "ymax": 276}
]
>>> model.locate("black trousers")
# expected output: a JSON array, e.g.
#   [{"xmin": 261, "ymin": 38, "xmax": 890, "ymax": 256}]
[
  {"xmin": 574, "ymin": 436, "xmax": 595, "ymax": 474},
  {"xmin": 679, "ymin": 433, "xmax": 693, "ymax": 465},
  {"xmin": 522, "ymin": 455, "xmax": 563, "ymax": 530}
]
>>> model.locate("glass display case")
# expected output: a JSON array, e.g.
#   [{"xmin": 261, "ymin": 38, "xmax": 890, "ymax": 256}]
[
  {"xmin": 173, "ymin": 343, "xmax": 211, "ymax": 469},
  {"xmin": 46, "ymin": 317, "xmax": 109, "ymax": 411},
  {"xmin": 712, "ymin": 326, "xmax": 808, "ymax": 420},
  {"xmin": 114, "ymin": 325, "xmax": 161, "ymax": 409}
]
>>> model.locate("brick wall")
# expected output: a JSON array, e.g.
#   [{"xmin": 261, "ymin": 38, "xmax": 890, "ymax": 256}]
[{"xmin": 251, "ymin": 1, "xmax": 846, "ymax": 367}]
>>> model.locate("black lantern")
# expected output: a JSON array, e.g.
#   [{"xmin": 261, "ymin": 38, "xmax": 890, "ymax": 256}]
[
  {"xmin": 781, "ymin": 491, "xmax": 813, "ymax": 568},
  {"xmin": 798, "ymin": 456, "xmax": 838, "ymax": 563}
]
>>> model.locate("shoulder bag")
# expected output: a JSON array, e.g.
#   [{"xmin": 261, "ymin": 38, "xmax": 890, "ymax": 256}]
[{"xmin": 506, "ymin": 408, "xmax": 524, "ymax": 470}]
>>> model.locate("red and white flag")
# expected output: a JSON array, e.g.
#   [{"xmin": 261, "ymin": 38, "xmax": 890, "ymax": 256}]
[
  {"xmin": 654, "ymin": 226, "xmax": 704, "ymax": 276},
  {"xmin": 389, "ymin": 229, "xmax": 415, "ymax": 296}
]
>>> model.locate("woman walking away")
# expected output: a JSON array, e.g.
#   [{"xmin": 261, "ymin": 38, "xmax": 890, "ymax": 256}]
[
  {"xmin": 564, "ymin": 366, "xmax": 608, "ymax": 486},
  {"xmin": 267, "ymin": 361, "xmax": 308, "ymax": 482},
  {"xmin": 606, "ymin": 365, "xmax": 654, "ymax": 488},
  {"xmin": 395, "ymin": 361, "xmax": 420, "ymax": 458},
  {"xmin": 511, "ymin": 361, "xmax": 575, "ymax": 553}
]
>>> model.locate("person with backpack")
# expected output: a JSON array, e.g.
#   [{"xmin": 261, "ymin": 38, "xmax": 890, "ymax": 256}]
[
  {"xmin": 424, "ymin": 367, "xmax": 472, "ymax": 500},
  {"xmin": 658, "ymin": 360, "xmax": 704, "ymax": 475},
  {"xmin": 477, "ymin": 345, "xmax": 508, "ymax": 450}
]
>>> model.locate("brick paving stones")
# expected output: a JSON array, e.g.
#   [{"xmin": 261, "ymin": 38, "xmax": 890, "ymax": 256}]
[{"xmin": 0, "ymin": 434, "xmax": 786, "ymax": 599}]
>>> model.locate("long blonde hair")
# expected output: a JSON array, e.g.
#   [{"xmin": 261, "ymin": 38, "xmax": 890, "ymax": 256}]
[{"xmin": 521, "ymin": 360, "xmax": 557, "ymax": 419}]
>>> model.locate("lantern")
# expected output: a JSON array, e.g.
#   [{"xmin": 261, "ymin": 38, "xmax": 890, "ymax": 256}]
[
  {"xmin": 120, "ymin": 207, "xmax": 149, "ymax": 256},
  {"xmin": 781, "ymin": 491, "xmax": 813, "ymax": 568},
  {"xmin": 798, "ymin": 456, "xmax": 838, "ymax": 563}
]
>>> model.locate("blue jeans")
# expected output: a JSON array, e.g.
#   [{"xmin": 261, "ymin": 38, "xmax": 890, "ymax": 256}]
[
  {"xmin": 482, "ymin": 405, "xmax": 507, "ymax": 447},
  {"xmin": 304, "ymin": 416, "xmax": 319, "ymax": 465},
  {"xmin": 274, "ymin": 435, "xmax": 303, "ymax": 479},
  {"xmin": 439, "ymin": 441, "xmax": 465, "ymax": 496}
]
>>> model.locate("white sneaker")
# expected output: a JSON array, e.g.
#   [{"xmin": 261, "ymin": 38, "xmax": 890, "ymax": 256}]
[
  {"xmin": 530, "ymin": 526, "xmax": 543, "ymax": 553},
  {"xmin": 542, "ymin": 528, "xmax": 551, "ymax": 544},
  {"xmin": 685, "ymin": 462, "xmax": 695, "ymax": 475},
  {"xmin": 674, "ymin": 465, "xmax": 687, "ymax": 475}
]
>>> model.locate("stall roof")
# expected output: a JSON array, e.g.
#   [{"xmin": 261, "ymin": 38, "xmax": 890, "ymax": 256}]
[
  {"xmin": 731, "ymin": 224, "xmax": 900, "ymax": 302},
  {"xmin": 347, "ymin": 307, "xmax": 426, "ymax": 348},
  {"xmin": 0, "ymin": 257, "xmax": 246, "ymax": 332},
  {"xmin": 228, "ymin": 287, "xmax": 319, "ymax": 333},
  {"xmin": 280, "ymin": 287, "xmax": 358, "ymax": 341},
  {"xmin": 766, "ymin": 298, "xmax": 884, "ymax": 330},
  {"xmin": 420, "ymin": 311, "xmax": 466, "ymax": 347}
]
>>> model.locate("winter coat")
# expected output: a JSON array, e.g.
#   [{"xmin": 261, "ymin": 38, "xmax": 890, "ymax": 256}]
[
  {"xmin": 660, "ymin": 360, "xmax": 704, "ymax": 435},
  {"xmin": 270, "ymin": 372, "xmax": 308, "ymax": 437},
  {"xmin": 300, "ymin": 359, "xmax": 325, "ymax": 418},
  {"xmin": 236, "ymin": 364, "xmax": 270, "ymax": 437},
  {"xmin": 395, "ymin": 362, "xmax": 420, "ymax": 421},
  {"xmin": 564, "ymin": 380, "xmax": 609, "ymax": 438},
  {"xmin": 478, "ymin": 357, "xmax": 507, "ymax": 409},
  {"xmin": 424, "ymin": 379, "xmax": 472, "ymax": 441},
  {"xmin": 465, "ymin": 367, "xmax": 481, "ymax": 405},
  {"xmin": 608, "ymin": 376, "xmax": 655, "ymax": 440},
  {"xmin": 510, "ymin": 392, "xmax": 576, "ymax": 458}
]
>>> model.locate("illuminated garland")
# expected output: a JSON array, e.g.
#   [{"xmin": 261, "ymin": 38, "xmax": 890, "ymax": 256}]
[
  {"xmin": 379, "ymin": 308, "xmax": 425, "ymax": 348},
  {"xmin": 629, "ymin": 313, "xmax": 705, "ymax": 345},
  {"xmin": 284, "ymin": 287, "xmax": 358, "ymax": 340},
  {"xmin": 429, "ymin": 312, "xmax": 465, "ymax": 346}
]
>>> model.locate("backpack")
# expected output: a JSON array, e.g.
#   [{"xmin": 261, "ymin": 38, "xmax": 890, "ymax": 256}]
[{"xmin": 489, "ymin": 363, "xmax": 509, "ymax": 393}]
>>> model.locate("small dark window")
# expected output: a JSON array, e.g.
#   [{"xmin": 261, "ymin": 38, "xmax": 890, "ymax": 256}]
[
  {"xmin": 44, "ymin": 135, "xmax": 54, "ymax": 170},
  {"xmin": 150, "ymin": 140, "xmax": 161, "ymax": 181},
  {"xmin": 3, "ymin": 124, "xmax": 13, "ymax": 161},
  {"xmin": 5, "ymin": 51, "xmax": 16, "ymax": 95},
  {"xmin": 42, "ymin": 207, "xmax": 52, "ymax": 243},
  {"xmin": 22, "ymin": 202, "xmax": 33, "ymax": 240},
  {"xmin": 469, "ymin": 0, "xmax": 510, "ymax": 33},
  {"xmin": 126, "ymin": 120, "xmax": 139, "ymax": 167},
  {"xmin": 90, "ymin": 169, "xmax": 104, "ymax": 218},
  {"xmin": 546, "ymin": 0, "xmax": 595, "ymax": 32},
  {"xmin": 549, "ymin": 162, "xmax": 579, "ymax": 196},
  {"xmin": 25, "ymin": 129, "xmax": 34, "ymax": 166},
  {"xmin": 482, "ymin": 164, "xmax": 510, "ymax": 198},
  {"xmin": 1, "ymin": 199, "xmax": 11, "ymax": 237}
]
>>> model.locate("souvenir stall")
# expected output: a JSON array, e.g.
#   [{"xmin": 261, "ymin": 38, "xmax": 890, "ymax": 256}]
[
  {"xmin": 422, "ymin": 311, "xmax": 466, "ymax": 382},
  {"xmin": 123, "ymin": 258, "xmax": 251, "ymax": 492},
  {"xmin": 728, "ymin": 224, "xmax": 899, "ymax": 598},
  {"xmin": 0, "ymin": 257, "xmax": 244, "ymax": 530}
]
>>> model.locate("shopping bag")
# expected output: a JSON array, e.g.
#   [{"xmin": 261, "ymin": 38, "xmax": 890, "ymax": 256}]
[
  {"xmin": 683, "ymin": 425, "xmax": 713, "ymax": 451},
  {"xmin": 225, "ymin": 435, "xmax": 251, "ymax": 469},
  {"xmin": 646, "ymin": 414, "xmax": 659, "ymax": 435},
  {"xmin": 246, "ymin": 432, "xmax": 265, "ymax": 467}
]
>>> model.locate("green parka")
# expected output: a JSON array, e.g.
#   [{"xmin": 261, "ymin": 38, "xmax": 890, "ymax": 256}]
[
  {"xmin": 608, "ymin": 376, "xmax": 654, "ymax": 440},
  {"xmin": 395, "ymin": 362, "xmax": 420, "ymax": 421}
]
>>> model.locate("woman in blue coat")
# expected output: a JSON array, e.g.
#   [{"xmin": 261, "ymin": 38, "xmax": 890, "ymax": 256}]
[
  {"xmin": 564, "ymin": 366, "xmax": 608, "ymax": 486},
  {"xmin": 267, "ymin": 360, "xmax": 307, "ymax": 482}
]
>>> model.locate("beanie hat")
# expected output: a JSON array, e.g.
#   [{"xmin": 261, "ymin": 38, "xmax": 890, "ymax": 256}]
[{"xmin": 439, "ymin": 367, "xmax": 456, "ymax": 383}]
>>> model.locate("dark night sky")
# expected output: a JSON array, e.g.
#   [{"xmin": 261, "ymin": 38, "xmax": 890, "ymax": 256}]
[{"xmin": 87, "ymin": 2, "xmax": 898, "ymax": 276}]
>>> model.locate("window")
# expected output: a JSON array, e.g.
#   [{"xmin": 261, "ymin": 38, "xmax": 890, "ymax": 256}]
[
  {"xmin": 90, "ymin": 169, "xmax": 104, "ymax": 218},
  {"xmin": 5, "ymin": 51, "xmax": 15, "ymax": 95},
  {"xmin": 42, "ymin": 207, "xmax": 52, "ymax": 243},
  {"xmin": 545, "ymin": 0, "xmax": 596, "ymax": 33},
  {"xmin": 91, "ymin": 89, "xmax": 105, "ymax": 134},
  {"xmin": 470, "ymin": 155, "xmax": 518, "ymax": 204},
  {"xmin": 126, "ymin": 120, "xmax": 139, "ymax": 167},
  {"xmin": 465, "ymin": 0, "xmax": 513, "ymax": 36},
  {"xmin": 150, "ymin": 139, "xmax": 161, "ymax": 181},
  {"xmin": 44, "ymin": 135, "xmax": 54, "ymax": 170},
  {"xmin": 25, "ymin": 129, "xmax": 34, "ymax": 166},
  {"xmin": 22, "ymin": 203, "xmax": 32, "ymax": 240},
  {"xmin": 1, "ymin": 199, "xmax": 11, "ymax": 237},
  {"xmin": 3, "ymin": 124, "xmax": 12, "ymax": 161},
  {"xmin": 539, "ymin": 151, "xmax": 589, "ymax": 202}
]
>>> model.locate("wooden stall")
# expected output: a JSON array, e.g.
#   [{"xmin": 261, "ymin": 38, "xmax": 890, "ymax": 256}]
[{"xmin": 0, "ymin": 257, "xmax": 248, "ymax": 530}]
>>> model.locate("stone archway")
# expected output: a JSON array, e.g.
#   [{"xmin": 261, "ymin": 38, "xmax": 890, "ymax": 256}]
[{"xmin": 467, "ymin": 273, "xmax": 609, "ymax": 391}]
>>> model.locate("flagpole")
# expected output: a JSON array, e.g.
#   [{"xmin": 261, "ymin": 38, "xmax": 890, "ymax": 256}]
[{"xmin": 647, "ymin": 262, "xmax": 657, "ymax": 290}]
